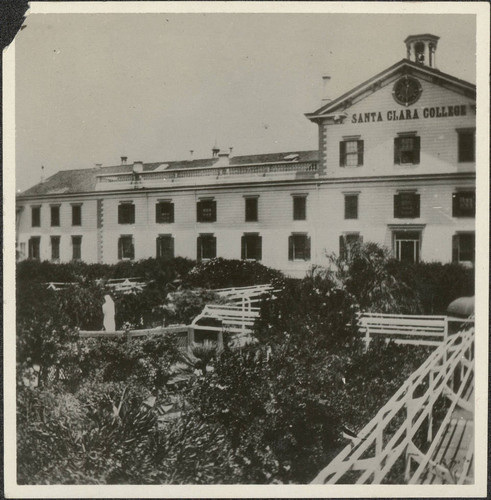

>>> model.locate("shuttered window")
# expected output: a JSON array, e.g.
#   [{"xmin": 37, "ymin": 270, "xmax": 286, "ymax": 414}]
[
  {"xmin": 156, "ymin": 202, "xmax": 174, "ymax": 223},
  {"xmin": 458, "ymin": 129, "xmax": 475, "ymax": 163},
  {"xmin": 293, "ymin": 196, "xmax": 307, "ymax": 220},
  {"xmin": 452, "ymin": 233, "xmax": 475, "ymax": 264},
  {"xmin": 394, "ymin": 136, "xmax": 420, "ymax": 165},
  {"xmin": 394, "ymin": 192, "xmax": 420, "ymax": 218},
  {"xmin": 344, "ymin": 194, "xmax": 358, "ymax": 219},
  {"xmin": 156, "ymin": 235, "xmax": 174, "ymax": 260},
  {"xmin": 452, "ymin": 191, "xmax": 475, "ymax": 217},
  {"xmin": 197, "ymin": 200, "xmax": 216, "ymax": 222},
  {"xmin": 340, "ymin": 140, "xmax": 364, "ymax": 167},
  {"xmin": 241, "ymin": 233, "xmax": 262, "ymax": 260},
  {"xmin": 339, "ymin": 233, "xmax": 363, "ymax": 260},
  {"xmin": 197, "ymin": 234, "xmax": 216, "ymax": 260},
  {"xmin": 118, "ymin": 203, "xmax": 135, "ymax": 224},
  {"xmin": 118, "ymin": 235, "xmax": 134, "ymax": 260},
  {"xmin": 288, "ymin": 233, "xmax": 311, "ymax": 261}
]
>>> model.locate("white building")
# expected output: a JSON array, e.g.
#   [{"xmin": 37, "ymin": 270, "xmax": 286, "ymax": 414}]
[{"xmin": 16, "ymin": 34, "xmax": 475, "ymax": 277}]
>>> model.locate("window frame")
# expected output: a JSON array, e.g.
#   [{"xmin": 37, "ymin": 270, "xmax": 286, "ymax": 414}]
[
  {"xmin": 155, "ymin": 201, "xmax": 175, "ymax": 224},
  {"xmin": 28, "ymin": 236, "xmax": 41, "ymax": 260},
  {"xmin": 197, "ymin": 199, "xmax": 217, "ymax": 223},
  {"xmin": 244, "ymin": 197, "xmax": 259, "ymax": 222},
  {"xmin": 118, "ymin": 202, "xmax": 135, "ymax": 225},
  {"xmin": 197, "ymin": 233, "xmax": 217, "ymax": 261},
  {"xmin": 241, "ymin": 233, "xmax": 262, "ymax": 261},
  {"xmin": 71, "ymin": 204, "xmax": 82, "ymax": 226},
  {"xmin": 71, "ymin": 235, "xmax": 82, "ymax": 261},
  {"xmin": 339, "ymin": 232, "xmax": 363, "ymax": 260},
  {"xmin": 50, "ymin": 235, "xmax": 61, "ymax": 261},
  {"xmin": 118, "ymin": 235, "xmax": 135, "ymax": 260},
  {"xmin": 452, "ymin": 232, "xmax": 475, "ymax": 265},
  {"xmin": 340, "ymin": 139, "xmax": 364, "ymax": 167},
  {"xmin": 292, "ymin": 195, "xmax": 307, "ymax": 221},
  {"xmin": 452, "ymin": 191, "xmax": 475, "ymax": 218},
  {"xmin": 288, "ymin": 233, "xmax": 311, "ymax": 261},
  {"xmin": 156, "ymin": 234, "xmax": 175, "ymax": 260},
  {"xmin": 50, "ymin": 205, "xmax": 60, "ymax": 227},
  {"xmin": 457, "ymin": 128, "xmax": 475, "ymax": 163},
  {"xmin": 394, "ymin": 191, "xmax": 420, "ymax": 219},
  {"xmin": 31, "ymin": 206, "xmax": 41, "ymax": 228},
  {"xmin": 344, "ymin": 193, "xmax": 359, "ymax": 220},
  {"xmin": 394, "ymin": 134, "xmax": 421, "ymax": 165}
]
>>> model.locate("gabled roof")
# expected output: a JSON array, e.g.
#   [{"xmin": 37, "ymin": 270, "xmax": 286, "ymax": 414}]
[
  {"xmin": 306, "ymin": 59, "xmax": 476, "ymax": 121},
  {"xmin": 18, "ymin": 150, "xmax": 319, "ymax": 198}
]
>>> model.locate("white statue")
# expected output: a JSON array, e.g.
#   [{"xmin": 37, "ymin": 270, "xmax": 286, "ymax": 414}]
[{"xmin": 102, "ymin": 294, "xmax": 115, "ymax": 331}]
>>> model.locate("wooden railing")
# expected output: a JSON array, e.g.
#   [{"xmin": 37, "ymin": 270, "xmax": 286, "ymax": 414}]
[
  {"xmin": 311, "ymin": 328, "xmax": 474, "ymax": 484},
  {"xmin": 96, "ymin": 160, "xmax": 318, "ymax": 186}
]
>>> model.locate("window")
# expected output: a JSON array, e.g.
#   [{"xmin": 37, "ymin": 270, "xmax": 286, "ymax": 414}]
[
  {"xmin": 197, "ymin": 234, "xmax": 216, "ymax": 260},
  {"xmin": 340, "ymin": 139, "xmax": 364, "ymax": 167},
  {"xmin": 50, "ymin": 205, "xmax": 60, "ymax": 227},
  {"xmin": 156, "ymin": 201, "xmax": 174, "ymax": 223},
  {"xmin": 245, "ymin": 197, "xmax": 258, "ymax": 222},
  {"xmin": 72, "ymin": 204, "xmax": 82, "ymax": 226},
  {"xmin": 51, "ymin": 236, "xmax": 60, "ymax": 261},
  {"xmin": 344, "ymin": 194, "xmax": 359, "ymax": 219},
  {"xmin": 118, "ymin": 203, "xmax": 135, "ymax": 224},
  {"xmin": 393, "ymin": 231, "xmax": 421, "ymax": 264},
  {"xmin": 452, "ymin": 191, "xmax": 475, "ymax": 217},
  {"xmin": 156, "ymin": 235, "xmax": 174, "ymax": 260},
  {"xmin": 72, "ymin": 236, "xmax": 82, "ymax": 261},
  {"xmin": 241, "ymin": 233, "xmax": 262, "ymax": 260},
  {"xmin": 31, "ymin": 206, "xmax": 41, "ymax": 227},
  {"xmin": 457, "ymin": 129, "xmax": 475, "ymax": 162},
  {"xmin": 394, "ymin": 192, "xmax": 420, "ymax": 218},
  {"xmin": 394, "ymin": 135, "xmax": 420, "ymax": 165},
  {"xmin": 18, "ymin": 242, "xmax": 26, "ymax": 261},
  {"xmin": 197, "ymin": 199, "xmax": 216, "ymax": 222},
  {"xmin": 293, "ymin": 196, "xmax": 307, "ymax": 221},
  {"xmin": 118, "ymin": 235, "xmax": 134, "ymax": 260},
  {"xmin": 28, "ymin": 237, "xmax": 40, "ymax": 260},
  {"xmin": 339, "ymin": 233, "xmax": 363, "ymax": 260},
  {"xmin": 288, "ymin": 233, "xmax": 311, "ymax": 261},
  {"xmin": 452, "ymin": 233, "xmax": 475, "ymax": 265}
]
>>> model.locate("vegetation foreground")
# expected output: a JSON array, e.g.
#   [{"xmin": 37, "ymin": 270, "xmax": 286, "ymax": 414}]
[{"xmin": 16, "ymin": 246, "xmax": 474, "ymax": 484}]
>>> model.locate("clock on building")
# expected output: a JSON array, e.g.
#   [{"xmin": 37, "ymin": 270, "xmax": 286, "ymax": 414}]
[{"xmin": 392, "ymin": 76, "xmax": 422, "ymax": 106}]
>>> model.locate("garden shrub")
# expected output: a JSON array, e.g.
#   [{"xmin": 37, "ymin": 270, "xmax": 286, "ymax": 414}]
[{"xmin": 184, "ymin": 258, "xmax": 286, "ymax": 289}]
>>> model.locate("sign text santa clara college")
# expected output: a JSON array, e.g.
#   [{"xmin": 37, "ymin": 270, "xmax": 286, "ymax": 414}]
[{"xmin": 350, "ymin": 104, "xmax": 475, "ymax": 124}]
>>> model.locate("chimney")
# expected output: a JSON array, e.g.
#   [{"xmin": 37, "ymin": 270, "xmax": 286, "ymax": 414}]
[
  {"xmin": 189, "ymin": 150, "xmax": 194, "ymax": 160},
  {"xmin": 133, "ymin": 161, "xmax": 143, "ymax": 173},
  {"xmin": 322, "ymin": 75, "xmax": 332, "ymax": 103},
  {"xmin": 216, "ymin": 151, "xmax": 230, "ymax": 167},
  {"xmin": 121, "ymin": 156, "xmax": 128, "ymax": 165},
  {"xmin": 40, "ymin": 165, "xmax": 45, "ymax": 183},
  {"xmin": 95, "ymin": 163, "xmax": 103, "ymax": 169},
  {"xmin": 212, "ymin": 144, "xmax": 220, "ymax": 158},
  {"xmin": 229, "ymin": 147, "xmax": 234, "ymax": 156}
]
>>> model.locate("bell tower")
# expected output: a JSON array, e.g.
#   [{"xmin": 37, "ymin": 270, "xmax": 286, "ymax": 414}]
[{"xmin": 404, "ymin": 34, "xmax": 439, "ymax": 68}]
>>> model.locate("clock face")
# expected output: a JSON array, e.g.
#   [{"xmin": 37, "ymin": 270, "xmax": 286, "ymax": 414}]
[{"xmin": 392, "ymin": 76, "xmax": 422, "ymax": 107}]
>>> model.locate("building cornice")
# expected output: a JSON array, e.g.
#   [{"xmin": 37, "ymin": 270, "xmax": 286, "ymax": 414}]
[{"xmin": 16, "ymin": 171, "xmax": 476, "ymax": 203}]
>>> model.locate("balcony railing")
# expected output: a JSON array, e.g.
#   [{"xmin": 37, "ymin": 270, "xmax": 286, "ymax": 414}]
[{"xmin": 95, "ymin": 160, "xmax": 319, "ymax": 189}]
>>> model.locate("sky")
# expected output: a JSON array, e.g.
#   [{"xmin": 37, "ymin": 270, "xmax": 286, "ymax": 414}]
[{"xmin": 14, "ymin": 11, "xmax": 476, "ymax": 192}]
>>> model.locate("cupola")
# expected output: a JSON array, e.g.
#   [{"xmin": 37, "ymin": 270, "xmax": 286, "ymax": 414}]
[{"xmin": 404, "ymin": 34, "xmax": 439, "ymax": 68}]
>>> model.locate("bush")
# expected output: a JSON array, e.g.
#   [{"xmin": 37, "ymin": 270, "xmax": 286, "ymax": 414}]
[{"xmin": 184, "ymin": 258, "xmax": 286, "ymax": 289}]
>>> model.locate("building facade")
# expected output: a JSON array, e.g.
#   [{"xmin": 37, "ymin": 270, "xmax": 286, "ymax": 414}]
[{"xmin": 16, "ymin": 35, "xmax": 476, "ymax": 278}]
